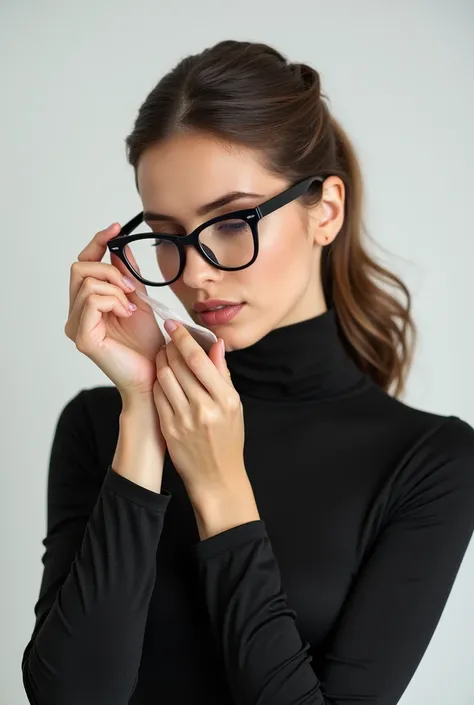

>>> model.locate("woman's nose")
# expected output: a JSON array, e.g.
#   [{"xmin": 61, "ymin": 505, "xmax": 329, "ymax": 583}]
[{"xmin": 181, "ymin": 244, "xmax": 223, "ymax": 288}]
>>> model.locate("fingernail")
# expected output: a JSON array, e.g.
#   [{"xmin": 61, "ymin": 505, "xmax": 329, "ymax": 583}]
[
  {"xmin": 128, "ymin": 303, "xmax": 137, "ymax": 311},
  {"xmin": 165, "ymin": 319, "xmax": 177, "ymax": 333},
  {"xmin": 220, "ymin": 339, "xmax": 225, "ymax": 356},
  {"xmin": 122, "ymin": 277, "xmax": 136, "ymax": 290}
]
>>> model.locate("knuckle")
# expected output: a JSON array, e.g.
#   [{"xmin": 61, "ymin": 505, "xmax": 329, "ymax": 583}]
[
  {"xmin": 167, "ymin": 352, "xmax": 181, "ymax": 369},
  {"xmin": 197, "ymin": 406, "xmax": 217, "ymax": 427},
  {"xmin": 225, "ymin": 393, "xmax": 240, "ymax": 411},
  {"xmin": 168, "ymin": 425, "xmax": 180, "ymax": 440},
  {"xmin": 179, "ymin": 414, "xmax": 194, "ymax": 433},
  {"xmin": 86, "ymin": 293, "xmax": 98, "ymax": 306},
  {"xmin": 188, "ymin": 351, "xmax": 203, "ymax": 368},
  {"xmin": 157, "ymin": 365, "xmax": 171, "ymax": 382},
  {"xmin": 165, "ymin": 346, "xmax": 179, "ymax": 365},
  {"xmin": 82, "ymin": 276, "xmax": 94, "ymax": 291}
]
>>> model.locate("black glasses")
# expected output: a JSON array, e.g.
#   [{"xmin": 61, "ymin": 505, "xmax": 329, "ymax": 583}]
[{"xmin": 107, "ymin": 175, "xmax": 325, "ymax": 286}]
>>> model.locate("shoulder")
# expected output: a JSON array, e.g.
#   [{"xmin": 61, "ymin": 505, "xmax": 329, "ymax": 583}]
[
  {"xmin": 427, "ymin": 414, "xmax": 474, "ymax": 458},
  {"xmin": 363, "ymin": 384, "xmax": 474, "ymax": 457},
  {"xmin": 357, "ymin": 386, "xmax": 474, "ymax": 499},
  {"xmin": 392, "ymin": 392, "xmax": 474, "ymax": 463},
  {"xmin": 386, "ymin": 411, "xmax": 474, "ymax": 521},
  {"xmin": 413, "ymin": 414, "xmax": 474, "ymax": 490}
]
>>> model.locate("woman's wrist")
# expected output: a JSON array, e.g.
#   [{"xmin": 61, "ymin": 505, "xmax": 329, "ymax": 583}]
[
  {"xmin": 119, "ymin": 389, "xmax": 157, "ymax": 416},
  {"xmin": 113, "ymin": 391, "xmax": 166, "ymax": 494}
]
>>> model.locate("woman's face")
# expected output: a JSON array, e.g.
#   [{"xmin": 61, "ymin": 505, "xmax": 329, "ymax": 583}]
[{"xmin": 136, "ymin": 131, "xmax": 344, "ymax": 352}]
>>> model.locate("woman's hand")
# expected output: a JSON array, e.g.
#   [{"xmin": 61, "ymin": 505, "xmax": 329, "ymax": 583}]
[
  {"xmin": 152, "ymin": 320, "xmax": 250, "ymax": 504},
  {"xmin": 65, "ymin": 223, "xmax": 166, "ymax": 401}
]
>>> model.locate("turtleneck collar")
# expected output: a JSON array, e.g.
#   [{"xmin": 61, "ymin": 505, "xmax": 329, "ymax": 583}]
[{"xmin": 225, "ymin": 307, "xmax": 370, "ymax": 403}]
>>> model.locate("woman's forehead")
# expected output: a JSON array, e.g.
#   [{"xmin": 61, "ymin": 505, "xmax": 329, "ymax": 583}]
[{"xmin": 136, "ymin": 134, "xmax": 283, "ymax": 217}]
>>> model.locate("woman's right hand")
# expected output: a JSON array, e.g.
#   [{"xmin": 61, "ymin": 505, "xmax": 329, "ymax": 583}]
[{"xmin": 65, "ymin": 223, "xmax": 166, "ymax": 401}]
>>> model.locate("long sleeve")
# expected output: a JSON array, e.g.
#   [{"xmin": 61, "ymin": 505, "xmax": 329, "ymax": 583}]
[
  {"xmin": 192, "ymin": 416, "xmax": 474, "ymax": 705},
  {"xmin": 22, "ymin": 391, "xmax": 171, "ymax": 705}
]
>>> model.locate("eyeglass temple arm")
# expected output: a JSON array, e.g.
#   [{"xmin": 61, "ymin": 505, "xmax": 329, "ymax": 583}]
[
  {"xmin": 256, "ymin": 176, "xmax": 324, "ymax": 218},
  {"xmin": 110, "ymin": 177, "xmax": 324, "ymax": 237},
  {"xmin": 112, "ymin": 212, "xmax": 144, "ymax": 239}
]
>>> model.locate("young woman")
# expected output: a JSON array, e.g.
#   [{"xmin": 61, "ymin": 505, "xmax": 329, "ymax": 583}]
[{"xmin": 22, "ymin": 40, "xmax": 474, "ymax": 705}]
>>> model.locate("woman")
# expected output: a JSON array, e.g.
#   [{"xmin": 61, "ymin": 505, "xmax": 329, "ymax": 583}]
[{"xmin": 22, "ymin": 40, "xmax": 474, "ymax": 705}]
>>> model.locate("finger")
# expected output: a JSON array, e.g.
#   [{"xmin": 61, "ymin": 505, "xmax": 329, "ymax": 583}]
[
  {"xmin": 152, "ymin": 378, "xmax": 175, "ymax": 427},
  {"xmin": 66, "ymin": 278, "xmax": 135, "ymax": 340},
  {"xmin": 208, "ymin": 339, "xmax": 232, "ymax": 383},
  {"xmin": 74, "ymin": 294, "xmax": 132, "ymax": 354},
  {"xmin": 156, "ymin": 347, "xmax": 191, "ymax": 413},
  {"xmin": 77, "ymin": 222, "xmax": 121, "ymax": 263},
  {"xmin": 69, "ymin": 261, "xmax": 136, "ymax": 317},
  {"xmin": 164, "ymin": 343, "xmax": 209, "ymax": 406},
  {"xmin": 164, "ymin": 323, "xmax": 228, "ymax": 399},
  {"xmin": 76, "ymin": 222, "xmax": 147, "ymax": 306}
]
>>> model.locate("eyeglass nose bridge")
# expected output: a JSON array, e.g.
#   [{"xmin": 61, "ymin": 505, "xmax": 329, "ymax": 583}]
[{"xmin": 177, "ymin": 227, "xmax": 226, "ymax": 271}]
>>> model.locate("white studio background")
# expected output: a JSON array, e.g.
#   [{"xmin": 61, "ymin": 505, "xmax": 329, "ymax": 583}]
[{"xmin": 1, "ymin": 1, "xmax": 473, "ymax": 703}]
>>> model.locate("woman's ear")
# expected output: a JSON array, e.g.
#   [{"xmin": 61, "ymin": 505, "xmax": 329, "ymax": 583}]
[{"xmin": 312, "ymin": 176, "xmax": 345, "ymax": 246}]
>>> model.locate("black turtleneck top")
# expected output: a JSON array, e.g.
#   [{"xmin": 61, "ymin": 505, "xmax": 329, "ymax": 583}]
[{"xmin": 22, "ymin": 308, "xmax": 474, "ymax": 705}]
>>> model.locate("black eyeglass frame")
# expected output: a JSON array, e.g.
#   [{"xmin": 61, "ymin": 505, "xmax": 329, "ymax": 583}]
[{"xmin": 107, "ymin": 175, "xmax": 325, "ymax": 286}]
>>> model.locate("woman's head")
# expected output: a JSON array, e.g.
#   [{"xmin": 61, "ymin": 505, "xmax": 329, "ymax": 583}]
[
  {"xmin": 125, "ymin": 40, "xmax": 415, "ymax": 397},
  {"xmin": 135, "ymin": 133, "xmax": 344, "ymax": 354}
]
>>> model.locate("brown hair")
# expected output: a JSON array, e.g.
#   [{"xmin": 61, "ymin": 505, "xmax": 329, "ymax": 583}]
[{"xmin": 125, "ymin": 40, "xmax": 415, "ymax": 397}]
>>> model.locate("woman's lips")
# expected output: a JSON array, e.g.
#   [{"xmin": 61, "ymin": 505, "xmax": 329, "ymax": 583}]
[{"xmin": 198, "ymin": 303, "xmax": 246, "ymax": 326}]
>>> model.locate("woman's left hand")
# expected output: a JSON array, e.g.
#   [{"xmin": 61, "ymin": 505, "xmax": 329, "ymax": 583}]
[{"xmin": 152, "ymin": 320, "xmax": 248, "ymax": 504}]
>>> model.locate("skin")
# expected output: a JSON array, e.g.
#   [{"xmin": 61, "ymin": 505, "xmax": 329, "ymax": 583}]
[
  {"xmin": 67, "ymin": 130, "xmax": 346, "ymax": 534},
  {"xmin": 136, "ymin": 131, "xmax": 345, "ymax": 353},
  {"xmin": 67, "ymin": 131, "xmax": 344, "ymax": 533},
  {"xmin": 134, "ymin": 131, "xmax": 346, "ymax": 537}
]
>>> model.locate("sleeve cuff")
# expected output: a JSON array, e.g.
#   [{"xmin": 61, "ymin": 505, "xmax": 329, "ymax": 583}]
[
  {"xmin": 193, "ymin": 519, "xmax": 267, "ymax": 561},
  {"xmin": 103, "ymin": 465, "xmax": 171, "ymax": 512}
]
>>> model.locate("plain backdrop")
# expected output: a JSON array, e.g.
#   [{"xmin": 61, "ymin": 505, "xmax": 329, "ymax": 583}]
[{"xmin": 1, "ymin": 1, "xmax": 473, "ymax": 703}]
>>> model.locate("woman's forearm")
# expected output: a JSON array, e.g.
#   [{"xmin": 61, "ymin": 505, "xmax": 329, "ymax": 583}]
[
  {"xmin": 23, "ymin": 391, "xmax": 171, "ymax": 705},
  {"xmin": 113, "ymin": 393, "xmax": 166, "ymax": 494}
]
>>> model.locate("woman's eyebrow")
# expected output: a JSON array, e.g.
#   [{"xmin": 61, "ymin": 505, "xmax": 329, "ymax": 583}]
[{"xmin": 143, "ymin": 190, "xmax": 264, "ymax": 222}]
